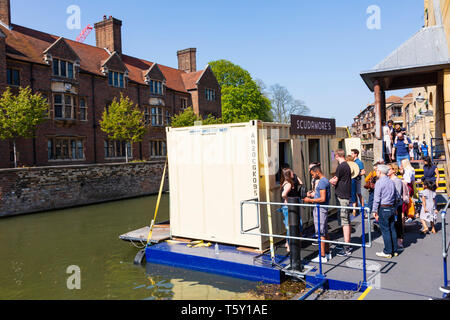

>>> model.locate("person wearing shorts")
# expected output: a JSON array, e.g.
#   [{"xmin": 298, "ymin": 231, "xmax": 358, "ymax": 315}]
[
  {"xmin": 352, "ymin": 149, "xmax": 366, "ymax": 209},
  {"xmin": 330, "ymin": 149, "xmax": 353, "ymax": 257},
  {"xmin": 304, "ymin": 165, "xmax": 331, "ymax": 262}
]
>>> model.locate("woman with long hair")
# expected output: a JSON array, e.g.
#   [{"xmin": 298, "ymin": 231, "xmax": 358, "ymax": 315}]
[
  {"xmin": 280, "ymin": 168, "xmax": 300, "ymax": 252},
  {"xmin": 422, "ymin": 156, "xmax": 440, "ymax": 188},
  {"xmin": 401, "ymin": 158, "xmax": 416, "ymax": 222}
]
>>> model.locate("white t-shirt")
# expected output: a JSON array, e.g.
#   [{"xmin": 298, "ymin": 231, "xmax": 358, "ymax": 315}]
[
  {"xmin": 382, "ymin": 126, "xmax": 392, "ymax": 142},
  {"xmin": 403, "ymin": 167, "xmax": 415, "ymax": 184}
]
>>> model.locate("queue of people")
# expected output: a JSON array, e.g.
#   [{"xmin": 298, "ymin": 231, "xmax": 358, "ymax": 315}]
[
  {"xmin": 280, "ymin": 148, "xmax": 366, "ymax": 262},
  {"xmin": 279, "ymin": 144, "xmax": 442, "ymax": 263},
  {"xmin": 382, "ymin": 119, "xmax": 430, "ymax": 164}
]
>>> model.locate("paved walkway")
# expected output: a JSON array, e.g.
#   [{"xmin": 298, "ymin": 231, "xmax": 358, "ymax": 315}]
[{"xmin": 297, "ymin": 207, "xmax": 448, "ymax": 300}]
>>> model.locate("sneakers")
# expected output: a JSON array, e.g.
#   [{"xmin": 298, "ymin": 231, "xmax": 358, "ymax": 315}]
[
  {"xmin": 440, "ymin": 286, "xmax": 450, "ymax": 294},
  {"xmin": 376, "ymin": 252, "xmax": 392, "ymax": 258},
  {"xmin": 336, "ymin": 247, "xmax": 352, "ymax": 257},
  {"xmin": 311, "ymin": 253, "xmax": 332, "ymax": 263},
  {"xmin": 405, "ymin": 218, "xmax": 413, "ymax": 223}
]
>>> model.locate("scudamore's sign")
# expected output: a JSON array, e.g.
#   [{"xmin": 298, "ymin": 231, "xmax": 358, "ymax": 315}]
[{"xmin": 290, "ymin": 115, "xmax": 336, "ymax": 136}]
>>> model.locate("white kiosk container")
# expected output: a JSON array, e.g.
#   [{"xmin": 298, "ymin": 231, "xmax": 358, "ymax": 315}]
[{"xmin": 166, "ymin": 120, "xmax": 347, "ymax": 250}]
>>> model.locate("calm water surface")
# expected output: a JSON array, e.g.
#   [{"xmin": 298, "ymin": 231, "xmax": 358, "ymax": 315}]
[{"xmin": 0, "ymin": 195, "xmax": 258, "ymax": 300}]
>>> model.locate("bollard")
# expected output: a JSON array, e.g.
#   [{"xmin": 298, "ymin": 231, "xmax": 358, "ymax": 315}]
[{"xmin": 288, "ymin": 197, "xmax": 302, "ymax": 272}]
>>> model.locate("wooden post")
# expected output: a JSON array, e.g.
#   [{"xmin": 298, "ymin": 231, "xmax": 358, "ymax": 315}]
[
  {"xmin": 374, "ymin": 80, "xmax": 382, "ymax": 140},
  {"xmin": 442, "ymin": 133, "xmax": 450, "ymax": 197}
]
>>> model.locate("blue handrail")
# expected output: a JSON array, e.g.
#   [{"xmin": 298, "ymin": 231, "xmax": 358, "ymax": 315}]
[
  {"xmin": 298, "ymin": 279, "xmax": 327, "ymax": 300},
  {"xmin": 441, "ymin": 199, "xmax": 450, "ymax": 296},
  {"xmin": 240, "ymin": 200, "xmax": 372, "ymax": 290}
]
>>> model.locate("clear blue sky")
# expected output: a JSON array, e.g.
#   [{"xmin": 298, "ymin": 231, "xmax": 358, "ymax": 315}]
[{"xmin": 10, "ymin": 0, "xmax": 424, "ymax": 126}]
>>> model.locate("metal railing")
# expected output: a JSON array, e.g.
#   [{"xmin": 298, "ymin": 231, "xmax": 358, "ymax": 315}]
[
  {"xmin": 441, "ymin": 199, "xmax": 450, "ymax": 296},
  {"xmin": 431, "ymin": 138, "xmax": 446, "ymax": 162},
  {"xmin": 240, "ymin": 199, "xmax": 373, "ymax": 287}
]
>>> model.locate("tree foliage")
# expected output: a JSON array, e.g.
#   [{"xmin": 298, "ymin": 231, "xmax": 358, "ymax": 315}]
[
  {"xmin": 171, "ymin": 107, "xmax": 222, "ymax": 128},
  {"xmin": 269, "ymin": 83, "xmax": 310, "ymax": 124},
  {"xmin": 170, "ymin": 107, "xmax": 199, "ymax": 128},
  {"xmin": 100, "ymin": 94, "xmax": 146, "ymax": 162},
  {"xmin": 209, "ymin": 60, "xmax": 272, "ymax": 123},
  {"xmin": 0, "ymin": 86, "xmax": 49, "ymax": 167}
]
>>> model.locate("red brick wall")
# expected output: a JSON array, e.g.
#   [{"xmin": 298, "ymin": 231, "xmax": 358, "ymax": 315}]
[
  {"xmin": 0, "ymin": 58, "xmax": 221, "ymax": 168},
  {"xmin": 94, "ymin": 17, "xmax": 122, "ymax": 55},
  {"xmin": 196, "ymin": 67, "xmax": 222, "ymax": 118},
  {"xmin": 177, "ymin": 48, "xmax": 197, "ymax": 73},
  {"xmin": 0, "ymin": 0, "xmax": 11, "ymax": 27},
  {"xmin": 0, "ymin": 33, "xmax": 6, "ymax": 92}
]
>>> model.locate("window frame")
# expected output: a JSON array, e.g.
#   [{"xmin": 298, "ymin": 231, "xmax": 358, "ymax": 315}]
[
  {"xmin": 104, "ymin": 140, "xmax": 133, "ymax": 159},
  {"xmin": 165, "ymin": 110, "xmax": 171, "ymax": 126},
  {"xmin": 150, "ymin": 80, "xmax": 164, "ymax": 95},
  {"xmin": 53, "ymin": 93, "xmax": 75, "ymax": 120},
  {"xmin": 205, "ymin": 88, "xmax": 216, "ymax": 102},
  {"xmin": 52, "ymin": 58, "xmax": 75, "ymax": 79},
  {"xmin": 6, "ymin": 68, "xmax": 20, "ymax": 86},
  {"xmin": 151, "ymin": 107, "xmax": 164, "ymax": 126},
  {"xmin": 47, "ymin": 137, "xmax": 85, "ymax": 161},
  {"xmin": 79, "ymin": 97, "xmax": 88, "ymax": 121},
  {"xmin": 150, "ymin": 140, "xmax": 167, "ymax": 158},
  {"xmin": 108, "ymin": 71, "xmax": 125, "ymax": 88},
  {"xmin": 144, "ymin": 106, "xmax": 150, "ymax": 126},
  {"xmin": 181, "ymin": 97, "xmax": 188, "ymax": 110}
]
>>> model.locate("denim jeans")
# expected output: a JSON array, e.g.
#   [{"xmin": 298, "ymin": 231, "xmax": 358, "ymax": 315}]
[
  {"xmin": 378, "ymin": 206, "xmax": 398, "ymax": 255},
  {"xmin": 281, "ymin": 205, "xmax": 302, "ymax": 236},
  {"xmin": 413, "ymin": 150, "xmax": 420, "ymax": 160},
  {"xmin": 397, "ymin": 154, "xmax": 410, "ymax": 168},
  {"xmin": 368, "ymin": 190, "xmax": 374, "ymax": 212}
]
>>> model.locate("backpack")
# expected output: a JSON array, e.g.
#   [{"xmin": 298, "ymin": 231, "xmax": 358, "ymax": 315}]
[
  {"xmin": 413, "ymin": 142, "xmax": 419, "ymax": 150},
  {"xmin": 401, "ymin": 180, "xmax": 410, "ymax": 204}
]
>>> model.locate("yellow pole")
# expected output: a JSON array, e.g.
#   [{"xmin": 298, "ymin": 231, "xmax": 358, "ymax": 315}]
[
  {"xmin": 262, "ymin": 130, "xmax": 275, "ymax": 260},
  {"xmin": 146, "ymin": 159, "xmax": 168, "ymax": 244}
]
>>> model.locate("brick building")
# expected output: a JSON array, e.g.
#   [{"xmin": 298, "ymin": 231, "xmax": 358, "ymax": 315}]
[{"xmin": 0, "ymin": 1, "xmax": 221, "ymax": 168}]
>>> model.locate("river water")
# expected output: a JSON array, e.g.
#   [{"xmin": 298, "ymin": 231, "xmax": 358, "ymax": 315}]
[{"xmin": 0, "ymin": 195, "xmax": 258, "ymax": 300}]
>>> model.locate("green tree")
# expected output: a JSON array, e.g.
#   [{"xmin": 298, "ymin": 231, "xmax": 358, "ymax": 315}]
[
  {"xmin": 100, "ymin": 94, "xmax": 146, "ymax": 163},
  {"xmin": 171, "ymin": 107, "xmax": 222, "ymax": 128},
  {"xmin": 171, "ymin": 107, "xmax": 200, "ymax": 128},
  {"xmin": 209, "ymin": 60, "xmax": 272, "ymax": 123},
  {"xmin": 0, "ymin": 87, "xmax": 48, "ymax": 168},
  {"xmin": 202, "ymin": 114, "xmax": 222, "ymax": 125}
]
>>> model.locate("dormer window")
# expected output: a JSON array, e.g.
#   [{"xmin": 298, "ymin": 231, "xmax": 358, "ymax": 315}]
[
  {"xmin": 150, "ymin": 80, "xmax": 163, "ymax": 95},
  {"xmin": 108, "ymin": 71, "xmax": 125, "ymax": 88},
  {"xmin": 53, "ymin": 59, "xmax": 74, "ymax": 79}
]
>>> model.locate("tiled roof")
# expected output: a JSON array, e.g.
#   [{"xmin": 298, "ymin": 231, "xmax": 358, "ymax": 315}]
[
  {"xmin": 181, "ymin": 70, "xmax": 204, "ymax": 90},
  {"xmin": 1, "ymin": 23, "xmax": 201, "ymax": 93},
  {"xmin": 386, "ymin": 95, "xmax": 402, "ymax": 104}
]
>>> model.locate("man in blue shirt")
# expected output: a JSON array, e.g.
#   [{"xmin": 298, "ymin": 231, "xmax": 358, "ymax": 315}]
[
  {"xmin": 351, "ymin": 149, "xmax": 365, "ymax": 210},
  {"xmin": 304, "ymin": 165, "xmax": 331, "ymax": 262},
  {"xmin": 392, "ymin": 132, "xmax": 412, "ymax": 167},
  {"xmin": 372, "ymin": 165, "xmax": 401, "ymax": 258},
  {"xmin": 421, "ymin": 141, "xmax": 429, "ymax": 158}
]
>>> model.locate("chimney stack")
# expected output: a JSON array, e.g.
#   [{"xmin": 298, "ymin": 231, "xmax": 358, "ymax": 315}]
[
  {"xmin": 94, "ymin": 16, "xmax": 123, "ymax": 55},
  {"xmin": 0, "ymin": 0, "xmax": 11, "ymax": 28},
  {"xmin": 177, "ymin": 48, "xmax": 197, "ymax": 73}
]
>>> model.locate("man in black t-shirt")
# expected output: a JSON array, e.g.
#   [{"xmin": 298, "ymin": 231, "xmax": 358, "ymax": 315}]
[{"xmin": 330, "ymin": 149, "xmax": 353, "ymax": 256}]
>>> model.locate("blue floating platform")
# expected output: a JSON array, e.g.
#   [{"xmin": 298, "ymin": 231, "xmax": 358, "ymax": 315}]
[{"xmin": 145, "ymin": 242, "xmax": 287, "ymax": 284}]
